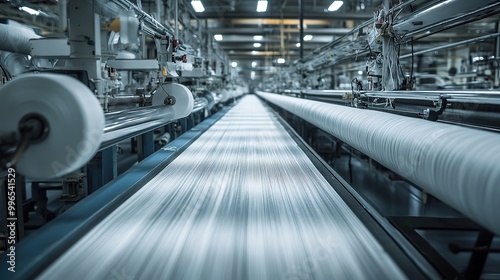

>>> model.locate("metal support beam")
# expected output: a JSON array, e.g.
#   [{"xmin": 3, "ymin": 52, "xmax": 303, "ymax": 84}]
[
  {"xmin": 465, "ymin": 230, "xmax": 495, "ymax": 279},
  {"xmin": 186, "ymin": 116, "xmax": 195, "ymax": 131},
  {"xmin": 495, "ymin": 21, "xmax": 500, "ymax": 88},
  {"xmin": 137, "ymin": 131, "xmax": 155, "ymax": 161},
  {"xmin": 299, "ymin": 0, "xmax": 304, "ymax": 59},
  {"xmin": 87, "ymin": 146, "xmax": 118, "ymax": 194},
  {"xmin": 155, "ymin": 0, "xmax": 162, "ymax": 21},
  {"xmin": 175, "ymin": 0, "xmax": 179, "ymax": 38},
  {"xmin": 180, "ymin": 118, "xmax": 188, "ymax": 134}
]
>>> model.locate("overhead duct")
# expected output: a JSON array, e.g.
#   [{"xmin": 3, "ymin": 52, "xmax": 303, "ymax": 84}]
[{"xmin": 256, "ymin": 91, "xmax": 500, "ymax": 236}]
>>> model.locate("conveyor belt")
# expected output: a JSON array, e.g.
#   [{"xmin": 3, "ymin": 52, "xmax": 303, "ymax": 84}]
[{"xmin": 38, "ymin": 95, "xmax": 407, "ymax": 279}]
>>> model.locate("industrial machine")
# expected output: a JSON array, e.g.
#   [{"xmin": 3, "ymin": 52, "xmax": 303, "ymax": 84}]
[{"xmin": 0, "ymin": 0, "xmax": 499, "ymax": 279}]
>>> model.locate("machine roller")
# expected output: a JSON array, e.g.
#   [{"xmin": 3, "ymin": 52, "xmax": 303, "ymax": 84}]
[{"xmin": 0, "ymin": 73, "xmax": 194, "ymax": 179}]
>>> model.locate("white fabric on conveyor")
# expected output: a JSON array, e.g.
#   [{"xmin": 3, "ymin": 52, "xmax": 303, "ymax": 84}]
[{"xmin": 39, "ymin": 95, "xmax": 406, "ymax": 279}]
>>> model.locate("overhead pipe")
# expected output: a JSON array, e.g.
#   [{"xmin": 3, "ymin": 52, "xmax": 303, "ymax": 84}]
[
  {"xmin": 400, "ymin": 33, "xmax": 500, "ymax": 59},
  {"xmin": 299, "ymin": 1, "xmax": 500, "ymax": 71},
  {"xmin": 256, "ymin": 91, "xmax": 500, "ymax": 236},
  {"xmin": 155, "ymin": 0, "xmax": 163, "ymax": 21},
  {"xmin": 300, "ymin": 89, "xmax": 500, "ymax": 130},
  {"xmin": 58, "ymin": 0, "xmax": 68, "ymax": 31},
  {"xmin": 299, "ymin": 0, "xmax": 466, "ymax": 65},
  {"xmin": 394, "ymin": 0, "xmax": 500, "ymax": 40}
]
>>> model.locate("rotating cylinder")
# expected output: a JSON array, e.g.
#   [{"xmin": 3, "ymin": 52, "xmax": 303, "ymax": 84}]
[
  {"xmin": 256, "ymin": 91, "xmax": 500, "ymax": 236},
  {"xmin": 0, "ymin": 74, "xmax": 105, "ymax": 179}
]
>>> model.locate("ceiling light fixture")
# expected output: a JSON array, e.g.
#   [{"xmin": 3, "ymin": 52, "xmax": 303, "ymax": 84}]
[
  {"xmin": 20, "ymin": 6, "xmax": 40, "ymax": 15},
  {"xmin": 277, "ymin": 58, "xmax": 285, "ymax": 64},
  {"xmin": 191, "ymin": 1, "xmax": 205, "ymax": 12},
  {"xmin": 253, "ymin": 42, "xmax": 262, "ymax": 48},
  {"xmin": 231, "ymin": 62, "xmax": 238, "ymax": 68},
  {"xmin": 214, "ymin": 34, "xmax": 223, "ymax": 41},
  {"xmin": 253, "ymin": 35, "xmax": 263, "ymax": 41},
  {"xmin": 256, "ymin": 0, "xmax": 268, "ymax": 12},
  {"xmin": 327, "ymin": 1, "xmax": 343, "ymax": 12},
  {"xmin": 252, "ymin": 61, "xmax": 257, "ymax": 68},
  {"xmin": 251, "ymin": 50, "xmax": 258, "ymax": 55},
  {"xmin": 251, "ymin": 71, "xmax": 256, "ymax": 80},
  {"xmin": 296, "ymin": 43, "xmax": 301, "ymax": 47},
  {"xmin": 303, "ymin": 35, "xmax": 313, "ymax": 41}
]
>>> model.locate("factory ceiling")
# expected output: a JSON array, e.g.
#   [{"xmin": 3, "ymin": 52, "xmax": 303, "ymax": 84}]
[{"xmin": 0, "ymin": 0, "xmax": 499, "ymax": 73}]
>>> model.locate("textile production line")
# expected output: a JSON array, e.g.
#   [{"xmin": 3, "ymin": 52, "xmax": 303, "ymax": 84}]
[{"xmin": 0, "ymin": 0, "xmax": 499, "ymax": 279}]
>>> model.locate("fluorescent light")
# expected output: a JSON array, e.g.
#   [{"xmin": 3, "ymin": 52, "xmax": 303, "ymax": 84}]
[
  {"xmin": 191, "ymin": 1, "xmax": 205, "ymax": 12},
  {"xmin": 296, "ymin": 43, "xmax": 301, "ymax": 47},
  {"xmin": 231, "ymin": 62, "xmax": 238, "ymax": 68},
  {"xmin": 251, "ymin": 71, "xmax": 256, "ymax": 80},
  {"xmin": 253, "ymin": 42, "xmax": 262, "ymax": 48},
  {"xmin": 251, "ymin": 50, "xmax": 258, "ymax": 55},
  {"xmin": 20, "ymin": 6, "xmax": 40, "ymax": 15},
  {"xmin": 277, "ymin": 58, "xmax": 285, "ymax": 64},
  {"xmin": 252, "ymin": 61, "xmax": 257, "ymax": 68},
  {"xmin": 253, "ymin": 35, "xmax": 263, "ymax": 41},
  {"xmin": 328, "ymin": 1, "xmax": 343, "ymax": 11},
  {"xmin": 256, "ymin": 0, "xmax": 268, "ymax": 12},
  {"xmin": 303, "ymin": 35, "xmax": 313, "ymax": 41},
  {"xmin": 214, "ymin": 34, "xmax": 223, "ymax": 41}
]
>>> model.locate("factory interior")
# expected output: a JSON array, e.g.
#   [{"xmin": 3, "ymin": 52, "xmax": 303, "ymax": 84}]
[{"xmin": 0, "ymin": 0, "xmax": 499, "ymax": 279}]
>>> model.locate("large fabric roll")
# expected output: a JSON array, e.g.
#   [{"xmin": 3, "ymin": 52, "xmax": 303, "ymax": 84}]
[{"xmin": 257, "ymin": 91, "xmax": 500, "ymax": 235}]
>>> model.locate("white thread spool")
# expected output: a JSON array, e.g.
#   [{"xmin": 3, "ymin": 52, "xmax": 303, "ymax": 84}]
[
  {"xmin": 152, "ymin": 83, "xmax": 194, "ymax": 119},
  {"xmin": 0, "ymin": 74, "xmax": 104, "ymax": 178}
]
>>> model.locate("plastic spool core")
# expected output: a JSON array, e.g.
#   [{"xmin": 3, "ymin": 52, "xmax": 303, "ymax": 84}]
[
  {"xmin": 164, "ymin": 95, "xmax": 176, "ymax": 106},
  {"xmin": 0, "ymin": 73, "xmax": 105, "ymax": 179},
  {"xmin": 18, "ymin": 113, "xmax": 50, "ymax": 144}
]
